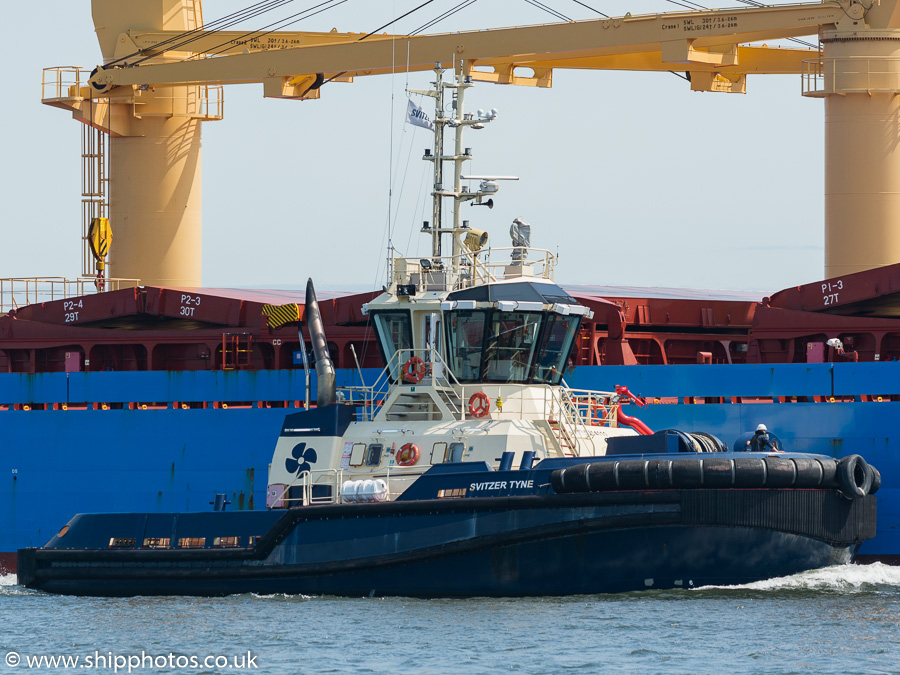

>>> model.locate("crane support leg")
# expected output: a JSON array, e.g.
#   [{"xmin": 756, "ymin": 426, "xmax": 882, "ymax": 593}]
[{"xmin": 816, "ymin": 28, "xmax": 900, "ymax": 276}]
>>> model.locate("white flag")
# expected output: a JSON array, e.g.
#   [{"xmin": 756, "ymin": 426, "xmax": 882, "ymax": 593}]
[{"xmin": 406, "ymin": 98, "xmax": 434, "ymax": 131}]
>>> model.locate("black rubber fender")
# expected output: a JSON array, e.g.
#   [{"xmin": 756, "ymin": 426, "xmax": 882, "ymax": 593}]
[
  {"xmin": 820, "ymin": 458, "xmax": 838, "ymax": 489},
  {"xmin": 671, "ymin": 457, "xmax": 702, "ymax": 487},
  {"xmin": 837, "ymin": 454, "xmax": 873, "ymax": 499},
  {"xmin": 587, "ymin": 461, "xmax": 618, "ymax": 491},
  {"xmin": 764, "ymin": 457, "xmax": 797, "ymax": 488},
  {"xmin": 563, "ymin": 463, "xmax": 592, "ymax": 493},
  {"xmin": 550, "ymin": 454, "xmax": 866, "ymax": 495},
  {"xmin": 732, "ymin": 457, "xmax": 767, "ymax": 488},
  {"xmin": 700, "ymin": 457, "xmax": 735, "ymax": 488},
  {"xmin": 646, "ymin": 458, "xmax": 673, "ymax": 489},
  {"xmin": 549, "ymin": 468, "xmax": 567, "ymax": 493},
  {"xmin": 792, "ymin": 457, "xmax": 823, "ymax": 488},
  {"xmin": 795, "ymin": 457, "xmax": 839, "ymax": 489},
  {"xmin": 869, "ymin": 465, "xmax": 882, "ymax": 496},
  {"xmin": 616, "ymin": 460, "xmax": 650, "ymax": 490}
]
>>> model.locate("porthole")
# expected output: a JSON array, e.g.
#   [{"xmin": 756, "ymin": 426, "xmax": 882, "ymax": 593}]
[{"xmin": 365, "ymin": 443, "xmax": 384, "ymax": 467}]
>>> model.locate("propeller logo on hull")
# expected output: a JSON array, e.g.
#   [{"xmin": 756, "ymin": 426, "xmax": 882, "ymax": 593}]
[{"xmin": 286, "ymin": 443, "xmax": 317, "ymax": 476}]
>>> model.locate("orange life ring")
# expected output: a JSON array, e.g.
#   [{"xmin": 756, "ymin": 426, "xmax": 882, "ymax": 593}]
[
  {"xmin": 468, "ymin": 392, "xmax": 490, "ymax": 418},
  {"xmin": 403, "ymin": 356, "xmax": 427, "ymax": 383},
  {"xmin": 397, "ymin": 443, "xmax": 420, "ymax": 466},
  {"xmin": 591, "ymin": 404, "xmax": 608, "ymax": 426}
]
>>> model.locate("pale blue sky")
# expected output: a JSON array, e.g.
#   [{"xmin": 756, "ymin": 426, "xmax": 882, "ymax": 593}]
[{"xmin": 3, "ymin": 1, "xmax": 825, "ymax": 294}]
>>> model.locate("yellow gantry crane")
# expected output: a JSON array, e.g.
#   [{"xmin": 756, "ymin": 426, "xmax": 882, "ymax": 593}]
[{"xmin": 42, "ymin": 0, "xmax": 900, "ymax": 286}]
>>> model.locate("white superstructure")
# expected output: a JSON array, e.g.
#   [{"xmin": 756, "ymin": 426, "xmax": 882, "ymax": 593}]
[{"xmin": 267, "ymin": 67, "xmax": 638, "ymax": 507}]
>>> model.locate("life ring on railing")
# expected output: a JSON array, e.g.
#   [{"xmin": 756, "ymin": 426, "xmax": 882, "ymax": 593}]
[
  {"xmin": 468, "ymin": 392, "xmax": 490, "ymax": 418},
  {"xmin": 402, "ymin": 356, "xmax": 427, "ymax": 383},
  {"xmin": 397, "ymin": 443, "xmax": 420, "ymax": 466},
  {"xmin": 591, "ymin": 404, "xmax": 608, "ymax": 426}
]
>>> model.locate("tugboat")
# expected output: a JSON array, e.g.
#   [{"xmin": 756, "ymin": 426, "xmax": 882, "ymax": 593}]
[{"xmin": 17, "ymin": 67, "xmax": 878, "ymax": 597}]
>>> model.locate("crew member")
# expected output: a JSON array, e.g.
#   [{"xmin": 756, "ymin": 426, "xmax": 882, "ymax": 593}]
[{"xmin": 748, "ymin": 423, "xmax": 781, "ymax": 452}]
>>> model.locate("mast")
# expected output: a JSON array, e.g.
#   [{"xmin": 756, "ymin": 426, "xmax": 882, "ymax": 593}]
[
  {"xmin": 450, "ymin": 69, "xmax": 472, "ymax": 266},
  {"xmin": 409, "ymin": 64, "xmax": 448, "ymax": 261},
  {"xmin": 407, "ymin": 63, "xmax": 507, "ymax": 285},
  {"xmin": 431, "ymin": 67, "xmax": 445, "ymax": 260}
]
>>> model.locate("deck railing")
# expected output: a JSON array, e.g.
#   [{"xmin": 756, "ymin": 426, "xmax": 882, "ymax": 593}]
[
  {"xmin": 0, "ymin": 277, "xmax": 141, "ymax": 313},
  {"xmin": 334, "ymin": 346, "xmax": 619, "ymax": 455},
  {"xmin": 278, "ymin": 464, "xmax": 428, "ymax": 507},
  {"xmin": 338, "ymin": 347, "xmax": 463, "ymax": 421},
  {"xmin": 390, "ymin": 246, "xmax": 556, "ymax": 293}
]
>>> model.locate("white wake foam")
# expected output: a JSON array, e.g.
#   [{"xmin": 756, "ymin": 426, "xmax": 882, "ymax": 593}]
[
  {"xmin": 0, "ymin": 573, "xmax": 17, "ymax": 587},
  {"xmin": 702, "ymin": 562, "xmax": 900, "ymax": 593}
]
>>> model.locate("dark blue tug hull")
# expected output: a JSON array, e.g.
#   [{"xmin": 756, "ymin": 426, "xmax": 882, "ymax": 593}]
[{"xmin": 17, "ymin": 487, "xmax": 875, "ymax": 597}]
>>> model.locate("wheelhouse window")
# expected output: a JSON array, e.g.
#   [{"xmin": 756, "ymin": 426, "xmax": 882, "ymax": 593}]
[
  {"xmin": 444, "ymin": 308, "xmax": 581, "ymax": 384},
  {"xmin": 533, "ymin": 314, "xmax": 580, "ymax": 384},
  {"xmin": 371, "ymin": 311, "xmax": 413, "ymax": 379},
  {"xmin": 446, "ymin": 310, "xmax": 488, "ymax": 381},
  {"xmin": 484, "ymin": 312, "xmax": 542, "ymax": 383}
]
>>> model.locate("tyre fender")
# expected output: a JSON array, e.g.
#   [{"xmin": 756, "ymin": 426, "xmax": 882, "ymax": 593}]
[
  {"xmin": 837, "ymin": 454, "xmax": 873, "ymax": 499},
  {"xmin": 869, "ymin": 465, "xmax": 882, "ymax": 496}
]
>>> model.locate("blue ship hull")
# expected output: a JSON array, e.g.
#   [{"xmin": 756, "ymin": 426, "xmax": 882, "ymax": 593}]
[
  {"xmin": 18, "ymin": 487, "xmax": 873, "ymax": 597},
  {"xmin": 1, "ymin": 363, "xmax": 897, "ymax": 572}
]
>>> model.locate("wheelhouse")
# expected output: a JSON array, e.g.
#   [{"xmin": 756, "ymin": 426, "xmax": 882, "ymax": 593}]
[{"xmin": 367, "ymin": 280, "xmax": 589, "ymax": 386}]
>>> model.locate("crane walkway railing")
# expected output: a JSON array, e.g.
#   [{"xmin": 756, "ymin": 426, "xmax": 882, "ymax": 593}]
[
  {"xmin": 803, "ymin": 56, "xmax": 900, "ymax": 97},
  {"xmin": 41, "ymin": 67, "xmax": 224, "ymax": 120}
]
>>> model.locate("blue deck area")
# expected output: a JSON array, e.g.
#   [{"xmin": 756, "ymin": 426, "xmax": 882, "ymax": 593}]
[{"xmin": 0, "ymin": 363, "xmax": 896, "ymax": 560}]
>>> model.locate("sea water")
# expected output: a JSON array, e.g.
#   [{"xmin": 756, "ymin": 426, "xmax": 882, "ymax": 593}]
[{"xmin": 2, "ymin": 564, "xmax": 900, "ymax": 674}]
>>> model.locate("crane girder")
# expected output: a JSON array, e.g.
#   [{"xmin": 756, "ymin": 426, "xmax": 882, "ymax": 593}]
[
  {"xmin": 88, "ymin": 2, "xmax": 855, "ymax": 98},
  {"xmin": 480, "ymin": 45, "xmax": 815, "ymax": 76},
  {"xmin": 125, "ymin": 29, "xmax": 374, "ymax": 58}
]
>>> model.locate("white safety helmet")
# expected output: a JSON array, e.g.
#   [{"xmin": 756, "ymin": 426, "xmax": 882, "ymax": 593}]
[{"xmin": 756, "ymin": 423, "xmax": 768, "ymax": 433}]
